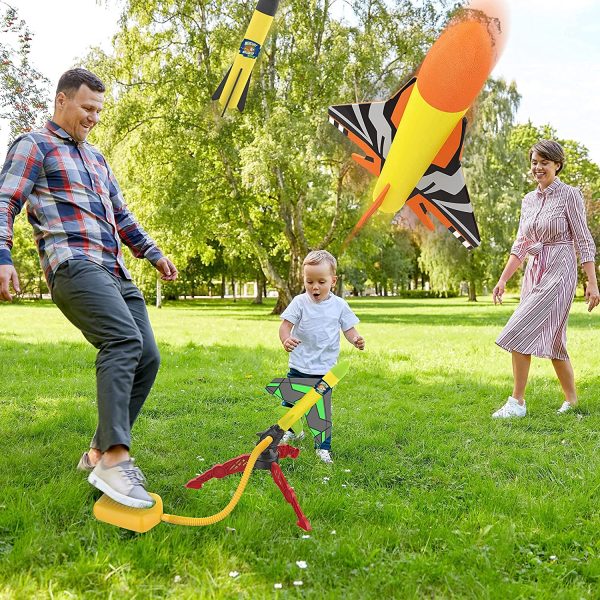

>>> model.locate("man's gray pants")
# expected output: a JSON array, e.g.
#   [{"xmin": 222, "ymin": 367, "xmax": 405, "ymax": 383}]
[{"xmin": 51, "ymin": 260, "xmax": 160, "ymax": 452}]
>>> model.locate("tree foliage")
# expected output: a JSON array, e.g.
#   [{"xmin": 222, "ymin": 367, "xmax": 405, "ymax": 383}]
[
  {"xmin": 0, "ymin": 2, "xmax": 50, "ymax": 298},
  {"xmin": 86, "ymin": 0, "xmax": 444, "ymax": 310},
  {"xmin": 0, "ymin": 1, "xmax": 49, "ymax": 143}
]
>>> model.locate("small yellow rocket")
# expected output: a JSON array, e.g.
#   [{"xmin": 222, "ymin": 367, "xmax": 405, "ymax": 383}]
[{"xmin": 213, "ymin": 0, "xmax": 280, "ymax": 114}]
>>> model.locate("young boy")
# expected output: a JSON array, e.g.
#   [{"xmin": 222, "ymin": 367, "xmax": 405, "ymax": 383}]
[{"xmin": 279, "ymin": 250, "xmax": 365, "ymax": 463}]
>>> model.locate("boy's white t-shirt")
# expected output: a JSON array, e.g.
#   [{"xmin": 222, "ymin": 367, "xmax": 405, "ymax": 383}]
[{"xmin": 280, "ymin": 292, "xmax": 359, "ymax": 374}]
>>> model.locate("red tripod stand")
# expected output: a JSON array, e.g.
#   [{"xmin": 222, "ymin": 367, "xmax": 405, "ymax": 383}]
[{"xmin": 185, "ymin": 443, "xmax": 312, "ymax": 531}]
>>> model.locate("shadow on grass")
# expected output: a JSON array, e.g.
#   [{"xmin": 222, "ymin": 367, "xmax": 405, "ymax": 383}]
[{"xmin": 4, "ymin": 298, "xmax": 596, "ymax": 330}]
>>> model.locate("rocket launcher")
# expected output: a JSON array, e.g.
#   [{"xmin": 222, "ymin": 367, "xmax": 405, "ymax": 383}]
[{"xmin": 92, "ymin": 361, "xmax": 350, "ymax": 532}]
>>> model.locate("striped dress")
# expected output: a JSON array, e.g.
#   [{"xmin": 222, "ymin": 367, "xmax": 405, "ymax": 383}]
[{"xmin": 496, "ymin": 177, "xmax": 596, "ymax": 360}]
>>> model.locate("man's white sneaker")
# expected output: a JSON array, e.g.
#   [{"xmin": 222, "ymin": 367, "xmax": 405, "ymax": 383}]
[
  {"xmin": 280, "ymin": 430, "xmax": 305, "ymax": 445},
  {"xmin": 316, "ymin": 449, "xmax": 333, "ymax": 464},
  {"xmin": 492, "ymin": 396, "xmax": 526, "ymax": 419},
  {"xmin": 88, "ymin": 458, "xmax": 154, "ymax": 508},
  {"xmin": 557, "ymin": 401, "xmax": 574, "ymax": 414}
]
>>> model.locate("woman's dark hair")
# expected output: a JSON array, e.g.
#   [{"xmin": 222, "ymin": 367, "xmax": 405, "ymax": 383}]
[
  {"xmin": 56, "ymin": 68, "xmax": 105, "ymax": 97},
  {"xmin": 529, "ymin": 140, "xmax": 565, "ymax": 175}
]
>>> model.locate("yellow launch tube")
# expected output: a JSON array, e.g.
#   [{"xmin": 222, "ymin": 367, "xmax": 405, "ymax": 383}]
[
  {"xmin": 161, "ymin": 362, "xmax": 349, "ymax": 527},
  {"xmin": 161, "ymin": 436, "xmax": 272, "ymax": 526},
  {"xmin": 276, "ymin": 361, "xmax": 349, "ymax": 431},
  {"xmin": 94, "ymin": 362, "xmax": 349, "ymax": 531},
  {"xmin": 374, "ymin": 84, "xmax": 466, "ymax": 214}
]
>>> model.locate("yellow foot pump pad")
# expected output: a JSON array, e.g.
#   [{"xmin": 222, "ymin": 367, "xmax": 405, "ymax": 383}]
[{"xmin": 93, "ymin": 493, "xmax": 163, "ymax": 533}]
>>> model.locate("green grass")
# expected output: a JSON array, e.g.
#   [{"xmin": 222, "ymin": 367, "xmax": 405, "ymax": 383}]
[{"xmin": 1, "ymin": 296, "xmax": 600, "ymax": 598}]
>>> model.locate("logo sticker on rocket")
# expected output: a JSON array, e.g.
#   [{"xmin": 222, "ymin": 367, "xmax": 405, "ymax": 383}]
[
  {"xmin": 328, "ymin": 0, "xmax": 508, "ymax": 250},
  {"xmin": 239, "ymin": 39, "xmax": 261, "ymax": 59}
]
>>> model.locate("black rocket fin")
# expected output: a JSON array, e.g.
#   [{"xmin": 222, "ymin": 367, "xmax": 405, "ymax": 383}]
[
  {"xmin": 237, "ymin": 76, "xmax": 251, "ymax": 112},
  {"xmin": 212, "ymin": 65, "xmax": 232, "ymax": 101}
]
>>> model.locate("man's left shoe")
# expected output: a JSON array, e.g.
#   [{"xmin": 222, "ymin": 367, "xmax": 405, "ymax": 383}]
[
  {"xmin": 77, "ymin": 451, "xmax": 95, "ymax": 472},
  {"xmin": 557, "ymin": 401, "xmax": 574, "ymax": 414},
  {"xmin": 316, "ymin": 449, "xmax": 333, "ymax": 464},
  {"xmin": 88, "ymin": 458, "xmax": 154, "ymax": 509}
]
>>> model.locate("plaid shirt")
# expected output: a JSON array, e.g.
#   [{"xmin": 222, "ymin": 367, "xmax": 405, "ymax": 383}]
[{"xmin": 0, "ymin": 121, "xmax": 163, "ymax": 283}]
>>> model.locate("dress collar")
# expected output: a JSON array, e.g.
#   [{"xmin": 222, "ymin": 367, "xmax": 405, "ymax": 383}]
[{"xmin": 536, "ymin": 176, "xmax": 561, "ymax": 196}]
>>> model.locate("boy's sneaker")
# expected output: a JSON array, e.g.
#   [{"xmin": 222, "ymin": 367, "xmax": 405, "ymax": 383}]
[
  {"xmin": 280, "ymin": 430, "xmax": 306, "ymax": 445},
  {"xmin": 88, "ymin": 458, "xmax": 154, "ymax": 508},
  {"xmin": 316, "ymin": 449, "xmax": 333, "ymax": 464},
  {"xmin": 492, "ymin": 396, "xmax": 526, "ymax": 419},
  {"xmin": 557, "ymin": 401, "xmax": 574, "ymax": 414}
]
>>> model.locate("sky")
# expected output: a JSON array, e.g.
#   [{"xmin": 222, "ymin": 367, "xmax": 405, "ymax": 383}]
[{"xmin": 2, "ymin": 0, "xmax": 600, "ymax": 163}]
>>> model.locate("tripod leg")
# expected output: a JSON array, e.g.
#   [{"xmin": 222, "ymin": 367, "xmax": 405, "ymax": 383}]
[
  {"xmin": 185, "ymin": 454, "xmax": 250, "ymax": 489},
  {"xmin": 277, "ymin": 444, "xmax": 300, "ymax": 460},
  {"xmin": 270, "ymin": 463, "xmax": 311, "ymax": 531}
]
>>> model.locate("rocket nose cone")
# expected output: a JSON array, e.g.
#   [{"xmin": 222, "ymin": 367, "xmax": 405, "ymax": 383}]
[
  {"xmin": 468, "ymin": 0, "xmax": 509, "ymax": 57},
  {"xmin": 417, "ymin": 0, "xmax": 508, "ymax": 113}
]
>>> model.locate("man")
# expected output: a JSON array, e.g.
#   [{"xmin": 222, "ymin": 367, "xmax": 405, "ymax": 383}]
[{"xmin": 0, "ymin": 68, "xmax": 177, "ymax": 508}]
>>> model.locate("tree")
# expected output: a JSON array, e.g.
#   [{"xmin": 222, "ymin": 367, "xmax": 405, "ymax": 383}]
[
  {"xmin": 0, "ymin": 1, "xmax": 49, "ymax": 143},
  {"xmin": 0, "ymin": 2, "xmax": 50, "ymax": 298},
  {"xmin": 85, "ymin": 0, "xmax": 445, "ymax": 312}
]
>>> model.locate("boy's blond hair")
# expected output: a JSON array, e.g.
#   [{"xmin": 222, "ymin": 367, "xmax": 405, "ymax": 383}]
[{"xmin": 303, "ymin": 250, "xmax": 337, "ymax": 275}]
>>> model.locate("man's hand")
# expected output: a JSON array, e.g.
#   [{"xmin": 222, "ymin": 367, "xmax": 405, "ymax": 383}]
[
  {"xmin": 156, "ymin": 257, "xmax": 178, "ymax": 281},
  {"xmin": 283, "ymin": 336, "xmax": 301, "ymax": 352},
  {"xmin": 0, "ymin": 265, "xmax": 20, "ymax": 301},
  {"xmin": 585, "ymin": 283, "xmax": 600, "ymax": 313},
  {"xmin": 492, "ymin": 279, "xmax": 506, "ymax": 305}
]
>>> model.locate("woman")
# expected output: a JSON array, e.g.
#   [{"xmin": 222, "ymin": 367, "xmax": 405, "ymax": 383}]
[{"xmin": 492, "ymin": 140, "xmax": 599, "ymax": 418}]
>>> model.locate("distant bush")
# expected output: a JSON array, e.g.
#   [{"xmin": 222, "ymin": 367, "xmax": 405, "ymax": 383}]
[{"xmin": 369, "ymin": 289, "xmax": 459, "ymax": 299}]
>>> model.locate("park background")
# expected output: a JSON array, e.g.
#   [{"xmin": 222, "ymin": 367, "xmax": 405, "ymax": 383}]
[{"xmin": 1, "ymin": 0, "xmax": 600, "ymax": 597}]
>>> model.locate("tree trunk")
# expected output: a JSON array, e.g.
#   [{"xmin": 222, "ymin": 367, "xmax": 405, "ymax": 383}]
[
  {"xmin": 335, "ymin": 273, "xmax": 344, "ymax": 297},
  {"xmin": 273, "ymin": 288, "xmax": 293, "ymax": 315},
  {"xmin": 253, "ymin": 269, "xmax": 264, "ymax": 304},
  {"xmin": 468, "ymin": 279, "xmax": 478, "ymax": 302},
  {"xmin": 220, "ymin": 274, "xmax": 225, "ymax": 299},
  {"xmin": 156, "ymin": 277, "xmax": 162, "ymax": 309},
  {"xmin": 231, "ymin": 277, "xmax": 236, "ymax": 302}
]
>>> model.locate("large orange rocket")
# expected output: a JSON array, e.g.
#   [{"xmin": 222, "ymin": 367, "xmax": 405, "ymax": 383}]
[{"xmin": 328, "ymin": 0, "xmax": 508, "ymax": 248}]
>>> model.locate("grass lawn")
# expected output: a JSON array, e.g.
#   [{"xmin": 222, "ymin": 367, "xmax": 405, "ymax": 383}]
[{"xmin": 1, "ymin": 295, "xmax": 600, "ymax": 598}]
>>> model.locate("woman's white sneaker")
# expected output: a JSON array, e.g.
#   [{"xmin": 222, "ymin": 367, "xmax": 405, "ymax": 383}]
[
  {"xmin": 492, "ymin": 396, "xmax": 526, "ymax": 418},
  {"xmin": 557, "ymin": 401, "xmax": 574, "ymax": 414}
]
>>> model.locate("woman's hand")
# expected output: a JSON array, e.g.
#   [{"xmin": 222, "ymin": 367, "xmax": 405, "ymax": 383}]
[
  {"xmin": 492, "ymin": 279, "xmax": 506, "ymax": 305},
  {"xmin": 585, "ymin": 283, "xmax": 600, "ymax": 312}
]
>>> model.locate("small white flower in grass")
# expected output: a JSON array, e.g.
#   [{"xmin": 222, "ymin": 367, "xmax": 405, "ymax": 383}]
[
  {"xmin": 274, "ymin": 583, "xmax": 283, "ymax": 589},
  {"xmin": 296, "ymin": 560, "xmax": 307, "ymax": 569},
  {"xmin": 330, "ymin": 530, "xmax": 336, "ymax": 535},
  {"xmin": 301, "ymin": 534, "xmax": 311, "ymax": 539},
  {"xmin": 322, "ymin": 476, "xmax": 330, "ymax": 484},
  {"xmin": 293, "ymin": 581, "xmax": 303, "ymax": 586},
  {"xmin": 550, "ymin": 555, "xmax": 557, "ymax": 561},
  {"xmin": 344, "ymin": 469, "xmax": 351, "ymax": 473},
  {"xmin": 173, "ymin": 575, "xmax": 181, "ymax": 583},
  {"xmin": 342, "ymin": 484, "xmax": 347, "ymax": 488},
  {"xmin": 196, "ymin": 456, "xmax": 205, "ymax": 461},
  {"xmin": 229, "ymin": 571, "xmax": 239, "ymax": 578}
]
